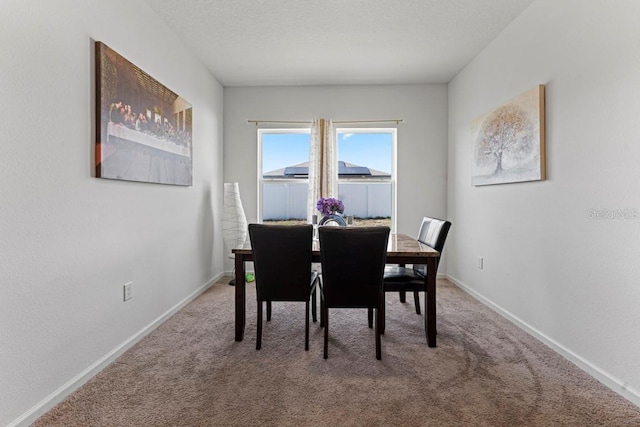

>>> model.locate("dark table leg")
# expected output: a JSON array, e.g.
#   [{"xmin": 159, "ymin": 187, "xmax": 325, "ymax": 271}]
[
  {"xmin": 234, "ymin": 254, "xmax": 246, "ymax": 341},
  {"xmin": 426, "ymin": 257, "xmax": 437, "ymax": 347}
]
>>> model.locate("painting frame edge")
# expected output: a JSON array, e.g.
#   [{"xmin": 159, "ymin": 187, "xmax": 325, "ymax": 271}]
[{"xmin": 538, "ymin": 84, "xmax": 547, "ymax": 182}]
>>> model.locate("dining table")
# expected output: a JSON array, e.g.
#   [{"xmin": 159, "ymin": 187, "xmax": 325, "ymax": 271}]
[{"xmin": 232, "ymin": 233, "xmax": 441, "ymax": 347}]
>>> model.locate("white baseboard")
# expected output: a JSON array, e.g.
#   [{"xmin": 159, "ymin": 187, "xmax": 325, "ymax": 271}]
[
  {"xmin": 9, "ymin": 273, "xmax": 224, "ymax": 427},
  {"xmin": 445, "ymin": 274, "xmax": 640, "ymax": 408}
]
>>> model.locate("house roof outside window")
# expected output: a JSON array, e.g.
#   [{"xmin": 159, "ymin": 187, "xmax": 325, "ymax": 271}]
[{"xmin": 264, "ymin": 161, "xmax": 391, "ymax": 179}]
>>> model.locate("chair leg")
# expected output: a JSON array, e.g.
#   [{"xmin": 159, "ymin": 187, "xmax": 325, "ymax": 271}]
[
  {"xmin": 320, "ymin": 294, "xmax": 325, "ymax": 328},
  {"xmin": 311, "ymin": 288, "xmax": 317, "ymax": 323},
  {"xmin": 375, "ymin": 308, "xmax": 382, "ymax": 360},
  {"xmin": 323, "ymin": 305, "xmax": 329, "ymax": 359},
  {"xmin": 368, "ymin": 307, "xmax": 373, "ymax": 328},
  {"xmin": 267, "ymin": 301, "xmax": 272, "ymax": 321},
  {"xmin": 380, "ymin": 297, "xmax": 386, "ymax": 335},
  {"xmin": 256, "ymin": 301, "xmax": 263, "ymax": 350},
  {"xmin": 414, "ymin": 291, "xmax": 421, "ymax": 314},
  {"xmin": 305, "ymin": 301, "xmax": 310, "ymax": 351},
  {"xmin": 399, "ymin": 290, "xmax": 406, "ymax": 303}
]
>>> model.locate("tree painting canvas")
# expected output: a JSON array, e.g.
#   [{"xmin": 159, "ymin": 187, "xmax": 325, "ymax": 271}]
[
  {"xmin": 471, "ymin": 85, "xmax": 545, "ymax": 186},
  {"xmin": 95, "ymin": 42, "xmax": 193, "ymax": 186}
]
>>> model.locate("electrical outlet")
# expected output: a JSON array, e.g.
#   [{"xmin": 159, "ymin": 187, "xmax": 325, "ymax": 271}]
[
  {"xmin": 477, "ymin": 257, "xmax": 484, "ymax": 269},
  {"xmin": 123, "ymin": 282, "xmax": 133, "ymax": 301}
]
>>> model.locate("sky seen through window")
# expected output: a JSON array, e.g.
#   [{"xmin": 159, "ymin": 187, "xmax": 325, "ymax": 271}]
[{"xmin": 262, "ymin": 132, "xmax": 392, "ymax": 175}]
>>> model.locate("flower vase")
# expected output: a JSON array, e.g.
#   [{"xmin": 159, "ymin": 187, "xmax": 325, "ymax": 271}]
[{"xmin": 319, "ymin": 214, "xmax": 346, "ymax": 226}]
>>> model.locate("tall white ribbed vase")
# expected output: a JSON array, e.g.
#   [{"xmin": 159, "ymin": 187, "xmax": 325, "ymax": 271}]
[{"xmin": 222, "ymin": 182, "xmax": 247, "ymax": 285}]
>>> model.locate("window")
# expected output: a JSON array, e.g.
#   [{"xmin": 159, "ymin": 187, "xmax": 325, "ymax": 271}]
[
  {"xmin": 336, "ymin": 128, "xmax": 396, "ymax": 230},
  {"xmin": 258, "ymin": 129, "xmax": 310, "ymax": 224},
  {"xmin": 258, "ymin": 127, "xmax": 396, "ymax": 229}
]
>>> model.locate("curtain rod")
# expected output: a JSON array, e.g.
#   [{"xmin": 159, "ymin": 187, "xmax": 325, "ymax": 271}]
[{"xmin": 247, "ymin": 119, "xmax": 405, "ymax": 126}]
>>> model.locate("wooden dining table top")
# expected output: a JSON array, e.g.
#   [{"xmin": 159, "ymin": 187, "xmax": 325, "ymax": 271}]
[{"xmin": 232, "ymin": 232, "xmax": 440, "ymax": 258}]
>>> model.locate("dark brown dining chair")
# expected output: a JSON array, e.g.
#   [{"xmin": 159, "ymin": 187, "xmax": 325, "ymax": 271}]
[
  {"xmin": 382, "ymin": 216, "xmax": 451, "ymax": 336},
  {"xmin": 248, "ymin": 224, "xmax": 320, "ymax": 351},
  {"xmin": 318, "ymin": 226, "xmax": 390, "ymax": 360}
]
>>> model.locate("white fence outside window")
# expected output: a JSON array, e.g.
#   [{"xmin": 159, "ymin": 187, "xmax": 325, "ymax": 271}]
[{"xmin": 262, "ymin": 182, "xmax": 391, "ymax": 220}]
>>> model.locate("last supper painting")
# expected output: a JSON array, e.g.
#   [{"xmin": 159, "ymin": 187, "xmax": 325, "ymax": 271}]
[{"xmin": 95, "ymin": 41, "xmax": 193, "ymax": 186}]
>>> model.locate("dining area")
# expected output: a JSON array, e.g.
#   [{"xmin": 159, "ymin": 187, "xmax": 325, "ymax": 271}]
[{"xmin": 232, "ymin": 215, "xmax": 451, "ymax": 359}]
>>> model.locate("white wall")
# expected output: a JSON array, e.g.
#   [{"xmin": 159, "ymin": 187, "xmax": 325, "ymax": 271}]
[
  {"xmin": 0, "ymin": 1, "xmax": 224, "ymax": 425},
  {"xmin": 447, "ymin": 0, "xmax": 640, "ymax": 406},
  {"xmin": 223, "ymin": 85, "xmax": 448, "ymax": 270}
]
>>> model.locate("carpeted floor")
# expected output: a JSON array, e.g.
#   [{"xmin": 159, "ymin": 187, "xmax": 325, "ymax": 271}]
[{"xmin": 34, "ymin": 278, "xmax": 640, "ymax": 426}]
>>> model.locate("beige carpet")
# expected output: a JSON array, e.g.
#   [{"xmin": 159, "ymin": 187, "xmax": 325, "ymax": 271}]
[{"xmin": 35, "ymin": 278, "xmax": 640, "ymax": 426}]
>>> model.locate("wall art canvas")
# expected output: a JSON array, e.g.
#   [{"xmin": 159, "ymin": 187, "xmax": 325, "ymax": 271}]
[
  {"xmin": 95, "ymin": 41, "xmax": 193, "ymax": 186},
  {"xmin": 471, "ymin": 85, "xmax": 545, "ymax": 186}
]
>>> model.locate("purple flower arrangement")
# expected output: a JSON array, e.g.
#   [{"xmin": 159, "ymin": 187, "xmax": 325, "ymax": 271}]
[{"xmin": 316, "ymin": 197, "xmax": 345, "ymax": 217}]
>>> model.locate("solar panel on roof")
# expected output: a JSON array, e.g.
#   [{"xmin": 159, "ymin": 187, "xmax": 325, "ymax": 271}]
[
  {"xmin": 275, "ymin": 161, "xmax": 384, "ymax": 178},
  {"xmin": 339, "ymin": 165, "xmax": 371, "ymax": 175},
  {"xmin": 283, "ymin": 166, "xmax": 309, "ymax": 176}
]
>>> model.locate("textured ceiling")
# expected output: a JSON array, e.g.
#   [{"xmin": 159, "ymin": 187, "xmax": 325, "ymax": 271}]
[{"xmin": 144, "ymin": 0, "xmax": 534, "ymax": 87}]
